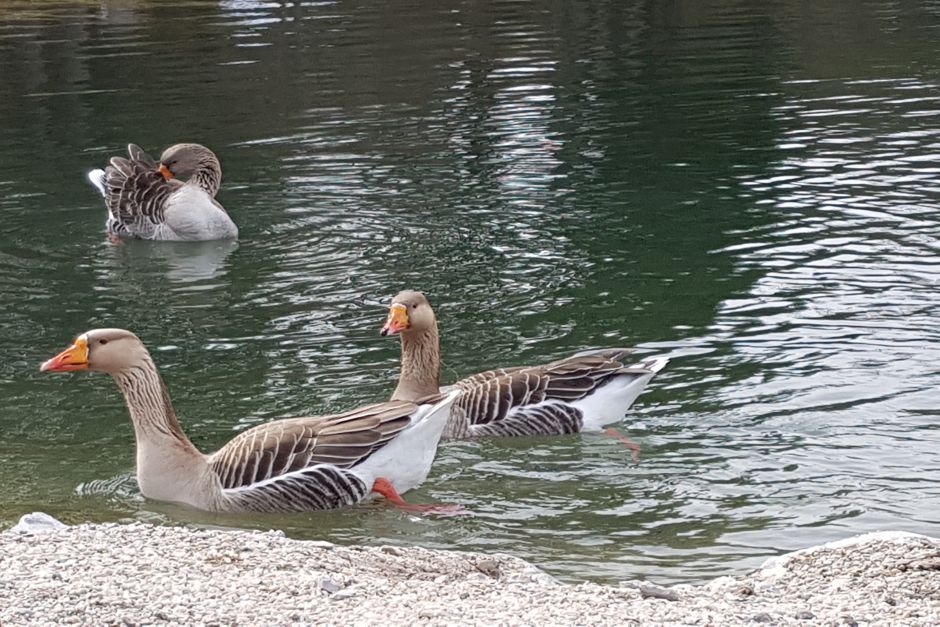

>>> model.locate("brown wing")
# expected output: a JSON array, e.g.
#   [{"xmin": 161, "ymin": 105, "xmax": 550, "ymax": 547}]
[
  {"xmin": 455, "ymin": 348, "xmax": 635, "ymax": 390},
  {"xmin": 453, "ymin": 348, "xmax": 639, "ymax": 429},
  {"xmin": 104, "ymin": 143, "xmax": 181, "ymax": 237},
  {"xmin": 208, "ymin": 400, "xmax": 419, "ymax": 490}
]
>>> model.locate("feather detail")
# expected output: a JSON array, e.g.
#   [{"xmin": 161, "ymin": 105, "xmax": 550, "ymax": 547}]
[{"xmin": 208, "ymin": 401, "xmax": 418, "ymax": 491}]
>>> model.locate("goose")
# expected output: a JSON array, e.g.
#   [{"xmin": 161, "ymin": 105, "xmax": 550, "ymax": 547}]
[
  {"xmin": 87, "ymin": 143, "xmax": 238, "ymax": 242},
  {"xmin": 40, "ymin": 328, "xmax": 459, "ymax": 513},
  {"xmin": 380, "ymin": 291, "xmax": 668, "ymax": 457}
]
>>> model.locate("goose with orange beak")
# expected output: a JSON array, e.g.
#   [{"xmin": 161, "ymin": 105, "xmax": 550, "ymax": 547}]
[
  {"xmin": 380, "ymin": 290, "xmax": 668, "ymax": 459},
  {"xmin": 41, "ymin": 328, "xmax": 461, "ymax": 514},
  {"xmin": 86, "ymin": 143, "xmax": 238, "ymax": 241}
]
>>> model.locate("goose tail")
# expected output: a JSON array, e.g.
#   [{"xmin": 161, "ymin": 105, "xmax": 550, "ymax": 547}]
[
  {"xmin": 87, "ymin": 169, "xmax": 108, "ymax": 197},
  {"xmin": 574, "ymin": 355, "xmax": 669, "ymax": 431},
  {"xmin": 353, "ymin": 389, "xmax": 460, "ymax": 494}
]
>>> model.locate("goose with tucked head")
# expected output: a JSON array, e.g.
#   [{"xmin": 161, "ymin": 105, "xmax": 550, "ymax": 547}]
[
  {"xmin": 87, "ymin": 143, "xmax": 238, "ymax": 242},
  {"xmin": 381, "ymin": 290, "xmax": 668, "ymax": 457},
  {"xmin": 41, "ymin": 328, "xmax": 459, "ymax": 513}
]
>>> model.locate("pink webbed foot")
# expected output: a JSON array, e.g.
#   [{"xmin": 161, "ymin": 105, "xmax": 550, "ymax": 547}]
[
  {"xmin": 603, "ymin": 427, "xmax": 642, "ymax": 463},
  {"xmin": 371, "ymin": 477, "xmax": 470, "ymax": 516}
]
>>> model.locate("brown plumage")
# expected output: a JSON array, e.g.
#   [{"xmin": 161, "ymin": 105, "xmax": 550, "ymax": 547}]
[
  {"xmin": 381, "ymin": 291, "xmax": 668, "ymax": 439},
  {"xmin": 87, "ymin": 143, "xmax": 237, "ymax": 241},
  {"xmin": 40, "ymin": 328, "xmax": 456, "ymax": 513}
]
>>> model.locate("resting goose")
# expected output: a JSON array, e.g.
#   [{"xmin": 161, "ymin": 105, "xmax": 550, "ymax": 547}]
[
  {"xmin": 87, "ymin": 143, "xmax": 238, "ymax": 241},
  {"xmin": 41, "ymin": 329, "xmax": 458, "ymax": 513},
  {"xmin": 380, "ymin": 291, "xmax": 667, "ymax": 454}
]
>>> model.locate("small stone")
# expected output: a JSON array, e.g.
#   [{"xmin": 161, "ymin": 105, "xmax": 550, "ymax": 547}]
[
  {"xmin": 752, "ymin": 613, "xmax": 773, "ymax": 623},
  {"xmin": 635, "ymin": 584, "xmax": 680, "ymax": 602},
  {"xmin": 319, "ymin": 578, "xmax": 342, "ymax": 594},
  {"xmin": 331, "ymin": 587, "xmax": 359, "ymax": 601},
  {"xmin": 901, "ymin": 556, "xmax": 940, "ymax": 571},
  {"xmin": 842, "ymin": 617, "xmax": 858, "ymax": 627},
  {"xmin": 476, "ymin": 559, "xmax": 501, "ymax": 578},
  {"xmin": 796, "ymin": 611, "xmax": 815, "ymax": 620}
]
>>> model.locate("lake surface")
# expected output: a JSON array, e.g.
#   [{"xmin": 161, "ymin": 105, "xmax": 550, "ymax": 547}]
[{"xmin": 1, "ymin": 0, "xmax": 938, "ymax": 584}]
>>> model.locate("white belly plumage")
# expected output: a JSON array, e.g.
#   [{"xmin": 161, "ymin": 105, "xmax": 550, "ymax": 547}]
[{"xmin": 159, "ymin": 186, "xmax": 238, "ymax": 241}]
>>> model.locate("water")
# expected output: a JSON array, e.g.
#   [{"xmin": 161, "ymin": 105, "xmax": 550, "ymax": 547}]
[{"xmin": 1, "ymin": 0, "xmax": 939, "ymax": 584}]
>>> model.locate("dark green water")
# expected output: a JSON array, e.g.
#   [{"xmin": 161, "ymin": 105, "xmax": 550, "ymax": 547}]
[{"xmin": 1, "ymin": 0, "xmax": 938, "ymax": 584}]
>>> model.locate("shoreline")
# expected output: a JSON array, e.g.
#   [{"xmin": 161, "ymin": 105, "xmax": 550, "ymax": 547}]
[{"xmin": 2, "ymin": 515, "xmax": 938, "ymax": 625}]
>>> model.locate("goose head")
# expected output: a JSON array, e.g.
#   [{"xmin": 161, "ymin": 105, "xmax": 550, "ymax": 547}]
[
  {"xmin": 157, "ymin": 143, "xmax": 219, "ymax": 182},
  {"xmin": 40, "ymin": 328, "xmax": 149, "ymax": 374},
  {"xmin": 381, "ymin": 290, "xmax": 436, "ymax": 336}
]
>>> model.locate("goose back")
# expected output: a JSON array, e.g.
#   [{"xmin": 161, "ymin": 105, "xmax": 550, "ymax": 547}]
[{"xmin": 209, "ymin": 401, "xmax": 425, "ymax": 512}]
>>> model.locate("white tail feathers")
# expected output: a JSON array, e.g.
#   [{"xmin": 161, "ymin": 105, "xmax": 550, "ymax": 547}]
[
  {"xmin": 87, "ymin": 169, "xmax": 107, "ymax": 197},
  {"xmin": 574, "ymin": 355, "xmax": 668, "ymax": 431},
  {"xmin": 353, "ymin": 389, "xmax": 460, "ymax": 494}
]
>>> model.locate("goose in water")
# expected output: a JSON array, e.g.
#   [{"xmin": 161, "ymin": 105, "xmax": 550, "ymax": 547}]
[
  {"xmin": 380, "ymin": 291, "xmax": 667, "ymax": 457},
  {"xmin": 87, "ymin": 143, "xmax": 238, "ymax": 241},
  {"xmin": 41, "ymin": 329, "xmax": 458, "ymax": 513}
]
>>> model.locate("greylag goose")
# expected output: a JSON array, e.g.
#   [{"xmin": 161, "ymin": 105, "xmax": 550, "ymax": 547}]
[
  {"xmin": 41, "ymin": 329, "xmax": 458, "ymax": 513},
  {"xmin": 380, "ymin": 291, "xmax": 667, "ymax": 456},
  {"xmin": 87, "ymin": 143, "xmax": 238, "ymax": 241}
]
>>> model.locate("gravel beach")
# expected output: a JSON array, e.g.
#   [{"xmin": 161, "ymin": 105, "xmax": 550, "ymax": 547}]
[{"xmin": 1, "ymin": 516, "xmax": 938, "ymax": 625}]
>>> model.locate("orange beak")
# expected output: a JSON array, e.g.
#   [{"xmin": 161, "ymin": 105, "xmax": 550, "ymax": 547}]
[
  {"xmin": 380, "ymin": 303, "xmax": 409, "ymax": 336},
  {"xmin": 40, "ymin": 335, "xmax": 90, "ymax": 372},
  {"xmin": 157, "ymin": 164, "xmax": 174, "ymax": 180}
]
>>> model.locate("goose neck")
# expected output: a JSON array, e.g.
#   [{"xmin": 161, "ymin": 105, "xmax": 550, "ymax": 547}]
[
  {"xmin": 111, "ymin": 357, "xmax": 201, "ymax": 459},
  {"xmin": 394, "ymin": 323, "xmax": 441, "ymax": 401},
  {"xmin": 191, "ymin": 159, "xmax": 221, "ymax": 197}
]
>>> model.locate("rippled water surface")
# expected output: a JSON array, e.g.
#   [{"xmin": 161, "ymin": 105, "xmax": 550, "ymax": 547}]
[{"xmin": 1, "ymin": 0, "xmax": 938, "ymax": 584}]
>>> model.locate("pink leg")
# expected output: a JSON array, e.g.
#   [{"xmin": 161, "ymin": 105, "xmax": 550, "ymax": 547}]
[
  {"xmin": 106, "ymin": 230, "xmax": 124, "ymax": 245},
  {"xmin": 371, "ymin": 477, "xmax": 468, "ymax": 516},
  {"xmin": 603, "ymin": 427, "xmax": 641, "ymax": 463}
]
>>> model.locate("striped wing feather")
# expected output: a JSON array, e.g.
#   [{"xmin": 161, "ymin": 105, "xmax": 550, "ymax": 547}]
[
  {"xmin": 208, "ymin": 400, "xmax": 417, "ymax": 490},
  {"xmin": 453, "ymin": 348, "xmax": 641, "ymax": 428},
  {"xmin": 104, "ymin": 143, "xmax": 180, "ymax": 235}
]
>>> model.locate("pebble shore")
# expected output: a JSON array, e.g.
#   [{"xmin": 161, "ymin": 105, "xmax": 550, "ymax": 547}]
[{"xmin": 1, "ymin": 516, "xmax": 938, "ymax": 625}]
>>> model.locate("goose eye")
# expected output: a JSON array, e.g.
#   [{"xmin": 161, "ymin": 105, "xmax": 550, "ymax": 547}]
[{"xmin": 99, "ymin": 339, "xmax": 109, "ymax": 345}]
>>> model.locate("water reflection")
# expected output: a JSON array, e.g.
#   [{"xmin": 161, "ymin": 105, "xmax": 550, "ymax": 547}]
[{"xmin": 93, "ymin": 240, "xmax": 239, "ymax": 286}]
